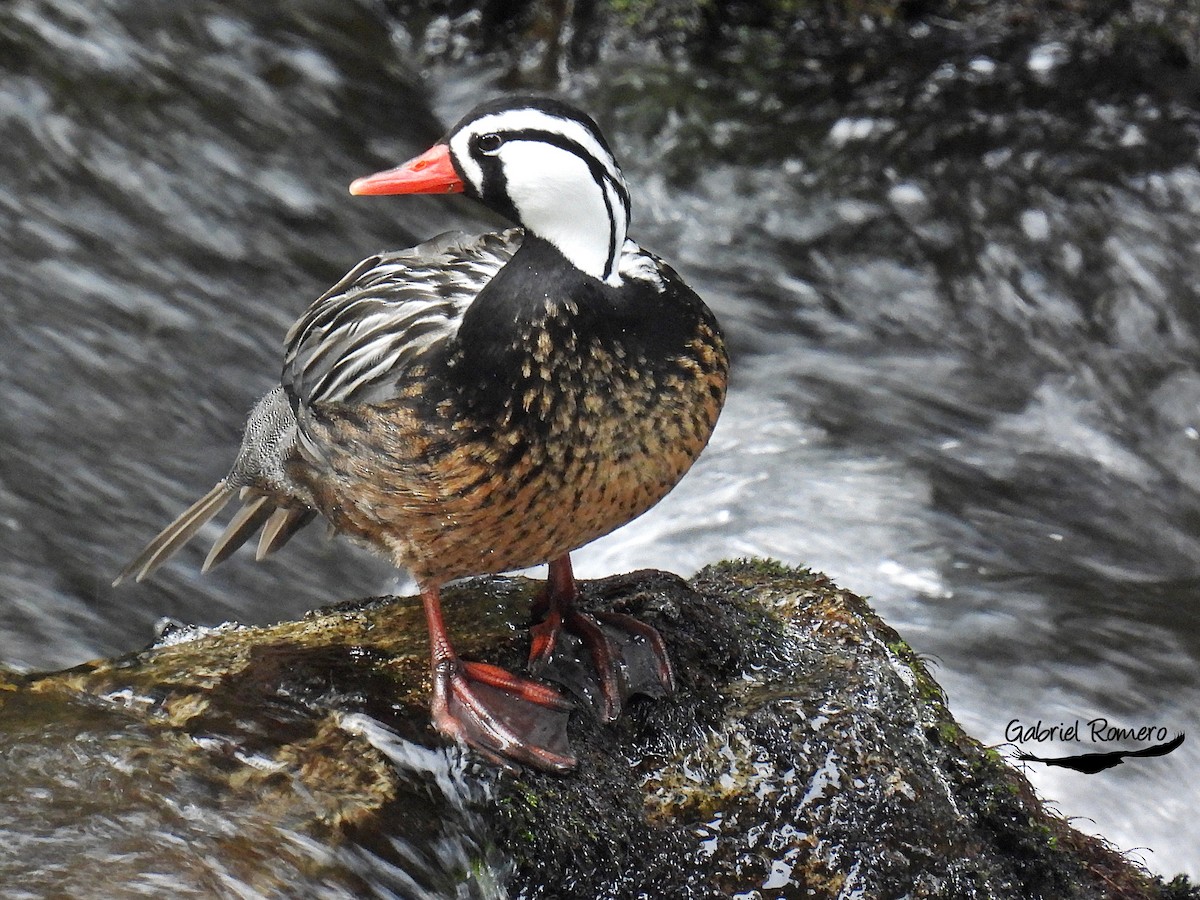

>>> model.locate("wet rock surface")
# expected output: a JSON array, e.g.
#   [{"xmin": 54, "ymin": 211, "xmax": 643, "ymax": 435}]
[{"xmin": 0, "ymin": 562, "xmax": 1182, "ymax": 898}]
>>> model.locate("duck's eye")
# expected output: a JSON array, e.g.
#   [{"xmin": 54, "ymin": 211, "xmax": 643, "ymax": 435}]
[{"xmin": 476, "ymin": 133, "xmax": 503, "ymax": 155}]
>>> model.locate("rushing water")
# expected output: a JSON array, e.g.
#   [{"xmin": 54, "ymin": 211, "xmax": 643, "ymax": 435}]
[{"xmin": 1, "ymin": 0, "xmax": 1197, "ymax": 887}]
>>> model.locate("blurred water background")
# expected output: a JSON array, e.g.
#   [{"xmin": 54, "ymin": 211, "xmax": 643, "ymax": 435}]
[{"xmin": 1, "ymin": 0, "xmax": 1197, "ymax": 887}]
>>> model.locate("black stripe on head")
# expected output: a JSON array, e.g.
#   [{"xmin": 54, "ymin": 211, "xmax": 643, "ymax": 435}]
[
  {"xmin": 500, "ymin": 128, "xmax": 629, "ymax": 212},
  {"xmin": 448, "ymin": 95, "xmax": 616, "ymax": 157},
  {"xmin": 474, "ymin": 154, "xmax": 519, "ymax": 224},
  {"xmin": 496, "ymin": 127, "xmax": 628, "ymax": 277}
]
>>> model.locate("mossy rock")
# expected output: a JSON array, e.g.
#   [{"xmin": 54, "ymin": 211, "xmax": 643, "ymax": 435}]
[{"xmin": 0, "ymin": 562, "xmax": 1184, "ymax": 897}]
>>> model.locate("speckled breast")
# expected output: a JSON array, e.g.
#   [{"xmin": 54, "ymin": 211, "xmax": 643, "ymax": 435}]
[{"xmin": 297, "ymin": 296, "xmax": 728, "ymax": 584}]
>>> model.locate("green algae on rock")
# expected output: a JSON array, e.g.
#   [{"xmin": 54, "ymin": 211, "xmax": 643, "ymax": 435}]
[{"xmin": 0, "ymin": 563, "xmax": 1185, "ymax": 898}]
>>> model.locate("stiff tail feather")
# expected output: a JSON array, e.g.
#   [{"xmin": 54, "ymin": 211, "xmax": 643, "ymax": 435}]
[
  {"xmin": 201, "ymin": 493, "xmax": 273, "ymax": 573},
  {"xmin": 113, "ymin": 482, "xmax": 235, "ymax": 586},
  {"xmin": 115, "ymin": 484, "xmax": 317, "ymax": 586},
  {"xmin": 256, "ymin": 506, "xmax": 317, "ymax": 560}
]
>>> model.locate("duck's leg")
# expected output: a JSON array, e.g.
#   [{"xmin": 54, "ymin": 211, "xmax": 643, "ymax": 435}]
[
  {"xmin": 528, "ymin": 555, "xmax": 675, "ymax": 722},
  {"xmin": 421, "ymin": 583, "xmax": 576, "ymax": 772}
]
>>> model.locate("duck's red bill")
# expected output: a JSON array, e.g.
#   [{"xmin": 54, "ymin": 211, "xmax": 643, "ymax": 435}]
[{"xmin": 349, "ymin": 143, "xmax": 464, "ymax": 195}]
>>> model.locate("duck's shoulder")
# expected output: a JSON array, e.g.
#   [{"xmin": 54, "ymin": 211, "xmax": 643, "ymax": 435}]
[
  {"xmin": 614, "ymin": 239, "xmax": 669, "ymax": 293},
  {"xmin": 610, "ymin": 240, "xmax": 719, "ymax": 339}
]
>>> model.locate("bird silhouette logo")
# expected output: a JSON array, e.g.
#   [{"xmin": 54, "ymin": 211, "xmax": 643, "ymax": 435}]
[{"xmin": 1016, "ymin": 733, "xmax": 1185, "ymax": 774}]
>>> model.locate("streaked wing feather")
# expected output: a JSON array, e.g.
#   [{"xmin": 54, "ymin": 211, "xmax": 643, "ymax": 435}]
[{"xmin": 283, "ymin": 229, "xmax": 521, "ymax": 407}]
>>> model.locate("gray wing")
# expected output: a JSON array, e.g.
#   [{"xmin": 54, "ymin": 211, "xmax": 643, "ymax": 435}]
[{"xmin": 282, "ymin": 229, "xmax": 522, "ymax": 407}]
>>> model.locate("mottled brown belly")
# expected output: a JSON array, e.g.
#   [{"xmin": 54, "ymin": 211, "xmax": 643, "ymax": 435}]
[{"xmin": 297, "ymin": 328, "xmax": 727, "ymax": 584}]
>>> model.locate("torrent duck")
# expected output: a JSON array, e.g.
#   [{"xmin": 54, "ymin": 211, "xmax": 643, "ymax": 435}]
[{"xmin": 116, "ymin": 96, "xmax": 729, "ymax": 771}]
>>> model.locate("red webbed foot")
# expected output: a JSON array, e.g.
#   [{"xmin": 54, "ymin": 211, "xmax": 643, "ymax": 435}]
[
  {"xmin": 421, "ymin": 583, "xmax": 575, "ymax": 772},
  {"xmin": 430, "ymin": 658, "xmax": 576, "ymax": 772},
  {"xmin": 528, "ymin": 556, "xmax": 675, "ymax": 722}
]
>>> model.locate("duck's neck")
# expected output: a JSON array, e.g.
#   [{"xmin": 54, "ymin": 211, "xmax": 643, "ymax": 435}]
[
  {"xmin": 507, "ymin": 168, "xmax": 629, "ymax": 284},
  {"xmin": 500, "ymin": 234, "xmax": 600, "ymax": 303}
]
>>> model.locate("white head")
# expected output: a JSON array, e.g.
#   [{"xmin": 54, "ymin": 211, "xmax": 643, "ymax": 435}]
[
  {"xmin": 351, "ymin": 97, "xmax": 631, "ymax": 285},
  {"xmin": 446, "ymin": 98, "xmax": 630, "ymax": 284}
]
